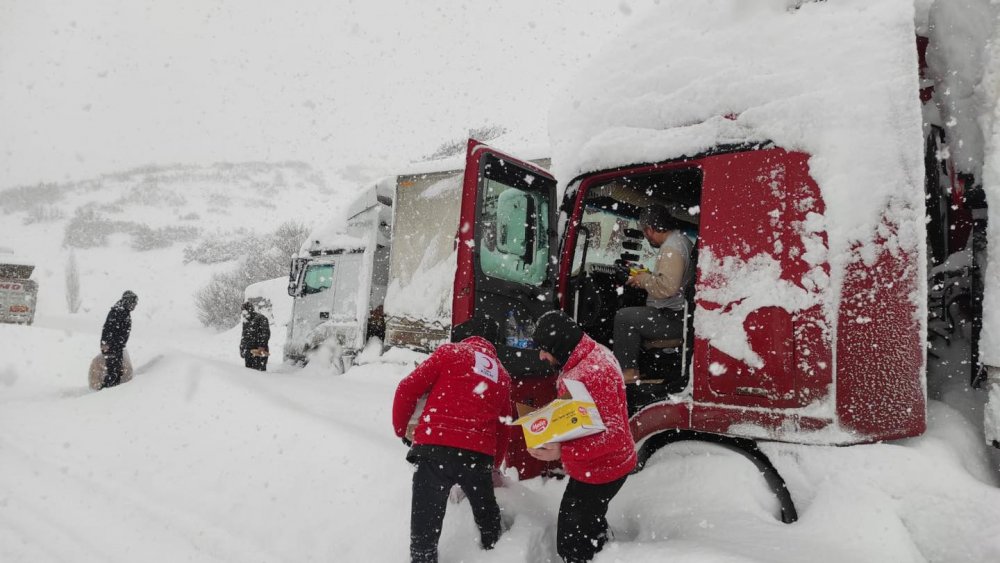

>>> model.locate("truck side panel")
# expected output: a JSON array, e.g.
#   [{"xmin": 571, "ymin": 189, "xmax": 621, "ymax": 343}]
[{"xmin": 383, "ymin": 170, "xmax": 464, "ymax": 351}]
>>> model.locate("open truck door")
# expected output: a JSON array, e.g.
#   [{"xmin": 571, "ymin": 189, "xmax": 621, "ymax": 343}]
[{"xmin": 452, "ymin": 140, "xmax": 560, "ymax": 477}]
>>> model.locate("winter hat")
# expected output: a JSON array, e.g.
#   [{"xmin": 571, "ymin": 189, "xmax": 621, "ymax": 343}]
[
  {"xmin": 242, "ymin": 301, "xmax": 255, "ymax": 314},
  {"xmin": 532, "ymin": 310, "xmax": 584, "ymax": 365},
  {"xmin": 121, "ymin": 290, "xmax": 138, "ymax": 309},
  {"xmin": 639, "ymin": 204, "xmax": 684, "ymax": 232}
]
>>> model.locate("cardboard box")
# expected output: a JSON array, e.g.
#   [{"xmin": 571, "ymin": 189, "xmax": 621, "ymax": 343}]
[{"xmin": 512, "ymin": 379, "xmax": 606, "ymax": 448}]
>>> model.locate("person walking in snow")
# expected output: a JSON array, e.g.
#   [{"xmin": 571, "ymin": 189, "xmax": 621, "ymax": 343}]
[
  {"xmin": 529, "ymin": 310, "xmax": 637, "ymax": 563},
  {"xmin": 392, "ymin": 319, "xmax": 512, "ymax": 563},
  {"xmin": 100, "ymin": 290, "xmax": 138, "ymax": 389},
  {"xmin": 239, "ymin": 301, "xmax": 270, "ymax": 371}
]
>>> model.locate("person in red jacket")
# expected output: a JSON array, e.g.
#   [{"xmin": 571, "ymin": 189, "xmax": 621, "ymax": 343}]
[
  {"xmin": 528, "ymin": 310, "xmax": 637, "ymax": 563},
  {"xmin": 392, "ymin": 320, "xmax": 512, "ymax": 563}
]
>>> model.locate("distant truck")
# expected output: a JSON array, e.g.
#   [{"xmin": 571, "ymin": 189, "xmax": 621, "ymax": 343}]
[
  {"xmin": 283, "ymin": 152, "xmax": 550, "ymax": 369},
  {"xmin": 284, "ymin": 179, "xmax": 394, "ymax": 368},
  {"xmin": 0, "ymin": 249, "xmax": 38, "ymax": 325}
]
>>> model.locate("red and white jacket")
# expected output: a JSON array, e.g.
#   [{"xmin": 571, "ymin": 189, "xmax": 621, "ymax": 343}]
[
  {"xmin": 392, "ymin": 336, "xmax": 512, "ymax": 460},
  {"xmin": 557, "ymin": 335, "xmax": 637, "ymax": 484}
]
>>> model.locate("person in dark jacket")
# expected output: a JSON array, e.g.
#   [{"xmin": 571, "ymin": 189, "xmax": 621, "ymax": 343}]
[
  {"xmin": 239, "ymin": 301, "xmax": 270, "ymax": 371},
  {"xmin": 392, "ymin": 319, "xmax": 512, "ymax": 563},
  {"xmin": 530, "ymin": 311, "xmax": 637, "ymax": 563},
  {"xmin": 100, "ymin": 290, "xmax": 138, "ymax": 389}
]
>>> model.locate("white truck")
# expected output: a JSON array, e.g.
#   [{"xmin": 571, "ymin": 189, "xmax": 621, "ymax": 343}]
[
  {"xmin": 283, "ymin": 150, "xmax": 550, "ymax": 369},
  {"xmin": 284, "ymin": 179, "xmax": 393, "ymax": 369},
  {"xmin": 0, "ymin": 249, "xmax": 38, "ymax": 325}
]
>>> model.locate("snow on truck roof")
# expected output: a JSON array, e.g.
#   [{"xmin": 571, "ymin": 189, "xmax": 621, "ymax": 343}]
[
  {"xmin": 397, "ymin": 142, "xmax": 550, "ymax": 177},
  {"xmin": 299, "ymin": 177, "xmax": 394, "ymax": 255},
  {"xmin": 549, "ymin": 0, "xmax": 925, "ymax": 291},
  {"xmin": 0, "ymin": 247, "xmax": 33, "ymax": 269}
]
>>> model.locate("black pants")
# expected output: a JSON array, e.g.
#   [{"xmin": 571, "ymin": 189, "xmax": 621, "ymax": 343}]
[
  {"xmin": 408, "ymin": 446, "xmax": 501, "ymax": 563},
  {"xmin": 244, "ymin": 354, "xmax": 267, "ymax": 371},
  {"xmin": 103, "ymin": 349, "xmax": 124, "ymax": 388},
  {"xmin": 557, "ymin": 475, "xmax": 628, "ymax": 563},
  {"xmin": 613, "ymin": 306, "xmax": 684, "ymax": 370}
]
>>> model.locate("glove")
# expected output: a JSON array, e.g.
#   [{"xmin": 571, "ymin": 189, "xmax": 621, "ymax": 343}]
[{"xmin": 401, "ymin": 437, "xmax": 413, "ymax": 447}]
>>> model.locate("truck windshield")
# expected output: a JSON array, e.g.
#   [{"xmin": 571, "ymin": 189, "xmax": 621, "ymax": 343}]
[
  {"xmin": 478, "ymin": 157, "xmax": 550, "ymax": 287},
  {"xmin": 303, "ymin": 264, "xmax": 334, "ymax": 295}
]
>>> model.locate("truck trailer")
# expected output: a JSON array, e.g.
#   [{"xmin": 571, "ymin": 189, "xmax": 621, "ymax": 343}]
[{"xmin": 0, "ymin": 249, "xmax": 37, "ymax": 326}]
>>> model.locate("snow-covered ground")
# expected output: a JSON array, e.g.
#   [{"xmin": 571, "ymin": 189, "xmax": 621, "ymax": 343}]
[
  {"xmin": 4, "ymin": 1, "xmax": 1000, "ymax": 561},
  {"xmin": 2, "ymin": 293, "xmax": 1000, "ymax": 562}
]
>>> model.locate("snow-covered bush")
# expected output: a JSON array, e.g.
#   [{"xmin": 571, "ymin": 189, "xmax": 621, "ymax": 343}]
[
  {"xmin": 194, "ymin": 270, "xmax": 246, "ymax": 329},
  {"xmin": 182, "ymin": 232, "xmax": 259, "ymax": 264},
  {"xmin": 63, "ymin": 207, "xmax": 200, "ymax": 250},
  {"xmin": 194, "ymin": 221, "xmax": 308, "ymax": 329},
  {"xmin": 0, "ymin": 182, "xmax": 66, "ymax": 214},
  {"xmin": 425, "ymin": 123, "xmax": 507, "ymax": 160},
  {"xmin": 130, "ymin": 224, "xmax": 199, "ymax": 251},
  {"xmin": 63, "ymin": 209, "xmax": 125, "ymax": 248},
  {"xmin": 23, "ymin": 205, "xmax": 65, "ymax": 225},
  {"xmin": 65, "ymin": 250, "xmax": 81, "ymax": 314}
]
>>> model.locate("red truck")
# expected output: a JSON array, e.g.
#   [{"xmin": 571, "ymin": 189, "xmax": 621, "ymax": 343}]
[{"xmin": 379, "ymin": 0, "xmax": 995, "ymax": 522}]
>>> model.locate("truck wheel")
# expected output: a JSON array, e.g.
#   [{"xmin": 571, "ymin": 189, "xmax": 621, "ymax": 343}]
[{"xmin": 634, "ymin": 429, "xmax": 798, "ymax": 524}]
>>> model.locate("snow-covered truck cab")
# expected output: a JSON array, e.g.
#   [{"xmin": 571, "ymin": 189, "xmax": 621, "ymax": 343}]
[
  {"xmin": 561, "ymin": 146, "xmax": 925, "ymax": 444},
  {"xmin": 284, "ymin": 180, "xmax": 393, "ymax": 368},
  {"xmin": 445, "ymin": 0, "xmax": 937, "ymax": 518},
  {"xmin": 543, "ymin": 0, "xmax": 930, "ymax": 450}
]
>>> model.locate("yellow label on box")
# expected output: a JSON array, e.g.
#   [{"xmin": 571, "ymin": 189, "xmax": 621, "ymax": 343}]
[{"xmin": 511, "ymin": 379, "xmax": 606, "ymax": 448}]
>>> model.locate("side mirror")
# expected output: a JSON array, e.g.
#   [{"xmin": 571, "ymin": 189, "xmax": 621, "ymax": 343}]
[{"xmin": 288, "ymin": 258, "xmax": 307, "ymax": 297}]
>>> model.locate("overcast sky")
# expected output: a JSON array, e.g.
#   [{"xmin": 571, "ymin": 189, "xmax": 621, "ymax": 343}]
[{"xmin": 0, "ymin": 1, "xmax": 654, "ymax": 190}]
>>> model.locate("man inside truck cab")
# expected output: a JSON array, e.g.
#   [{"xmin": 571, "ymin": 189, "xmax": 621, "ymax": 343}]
[{"xmin": 612, "ymin": 204, "xmax": 695, "ymax": 384}]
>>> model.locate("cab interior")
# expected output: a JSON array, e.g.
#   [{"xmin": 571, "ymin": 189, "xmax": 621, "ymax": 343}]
[{"xmin": 565, "ymin": 167, "xmax": 702, "ymax": 413}]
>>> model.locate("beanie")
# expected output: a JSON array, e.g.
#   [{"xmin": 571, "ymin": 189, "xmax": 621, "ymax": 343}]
[{"xmin": 532, "ymin": 310, "xmax": 584, "ymax": 365}]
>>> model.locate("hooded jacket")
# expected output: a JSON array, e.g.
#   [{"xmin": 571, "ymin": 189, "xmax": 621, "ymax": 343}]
[
  {"xmin": 240, "ymin": 308, "xmax": 270, "ymax": 354},
  {"xmin": 392, "ymin": 336, "xmax": 512, "ymax": 459},
  {"xmin": 557, "ymin": 334, "xmax": 637, "ymax": 484},
  {"xmin": 101, "ymin": 300, "xmax": 132, "ymax": 351}
]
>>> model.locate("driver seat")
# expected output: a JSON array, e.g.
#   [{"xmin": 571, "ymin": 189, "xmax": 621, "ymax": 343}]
[
  {"xmin": 626, "ymin": 243, "xmax": 697, "ymax": 415},
  {"xmin": 635, "ymin": 298, "xmax": 690, "ymax": 392}
]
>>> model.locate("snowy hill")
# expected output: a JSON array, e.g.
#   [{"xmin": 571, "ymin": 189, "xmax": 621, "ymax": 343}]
[{"xmin": 0, "ymin": 161, "xmax": 349, "ymax": 329}]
